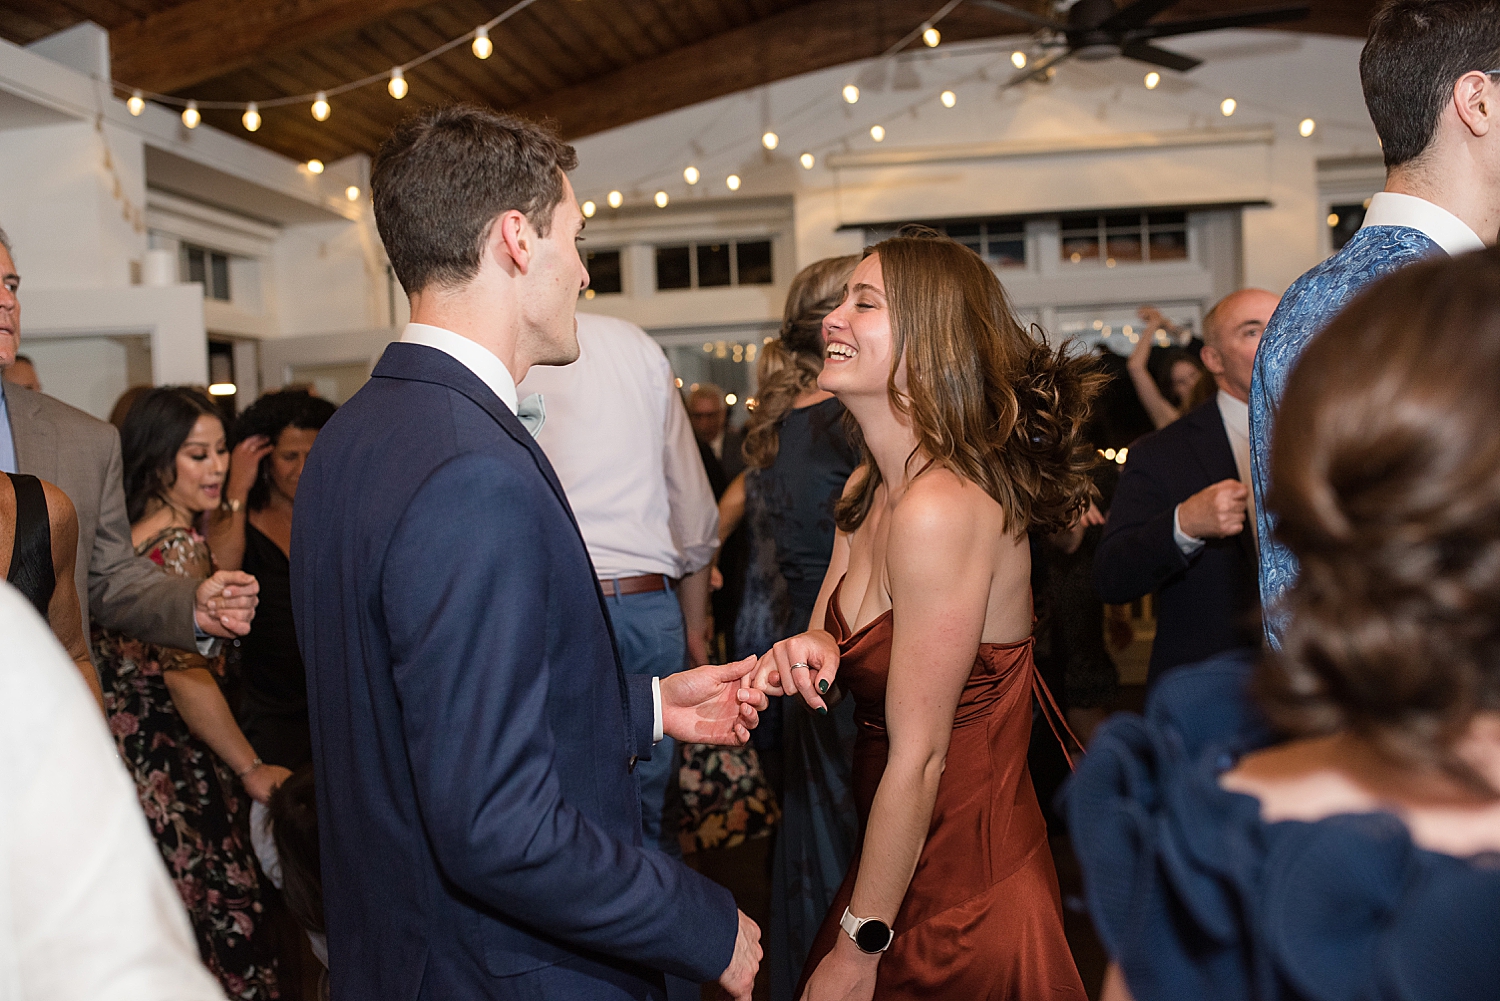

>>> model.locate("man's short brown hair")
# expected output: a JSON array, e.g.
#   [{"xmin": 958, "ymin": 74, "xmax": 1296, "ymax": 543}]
[{"xmin": 372, "ymin": 104, "xmax": 578, "ymax": 296}]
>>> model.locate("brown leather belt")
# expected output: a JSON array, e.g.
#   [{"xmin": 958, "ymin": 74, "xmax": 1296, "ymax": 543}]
[{"xmin": 598, "ymin": 574, "xmax": 669, "ymax": 597}]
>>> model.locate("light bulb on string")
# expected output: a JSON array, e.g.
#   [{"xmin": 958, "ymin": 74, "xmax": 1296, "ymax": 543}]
[
  {"xmin": 242, "ymin": 102, "xmax": 261, "ymax": 131},
  {"xmin": 684, "ymin": 165, "xmax": 700, "ymax": 184},
  {"xmin": 472, "ymin": 26, "xmax": 493, "ymax": 59},
  {"xmin": 940, "ymin": 90, "xmax": 957, "ymax": 108},
  {"xmin": 306, "ymin": 159, "xmax": 325, "ymax": 174},
  {"xmin": 842, "ymin": 84, "xmax": 860, "ymax": 104},
  {"xmin": 1011, "ymin": 51, "xmax": 1027, "ymax": 69},
  {"xmin": 182, "ymin": 100, "xmax": 200, "ymax": 129},
  {"xmin": 922, "ymin": 26, "xmax": 940, "ymax": 47},
  {"xmin": 127, "ymin": 90, "xmax": 145, "ymax": 116},
  {"xmin": 607, "ymin": 190, "xmax": 623, "ymax": 209},
  {"xmin": 726, "ymin": 174, "xmax": 741, "ymax": 191},
  {"xmin": 870, "ymin": 124, "xmax": 885, "ymax": 142},
  {"xmin": 1144, "ymin": 71, "xmax": 1160, "ymax": 89},
  {"xmin": 388, "ymin": 67, "xmax": 407, "ymax": 100},
  {"xmin": 1299, "ymin": 118, "xmax": 1316, "ymax": 137},
  {"xmin": 312, "ymin": 92, "xmax": 331, "ymax": 121},
  {"xmin": 762, "ymin": 131, "xmax": 779, "ymax": 150},
  {"xmin": 581, "ymin": 200, "xmax": 596, "ymax": 218},
  {"xmin": 1220, "ymin": 97, "xmax": 1237, "ymax": 117},
  {"xmin": 346, "ymin": 185, "xmax": 361, "ymax": 201},
  {"xmin": 654, "ymin": 191, "xmax": 669, "ymax": 208},
  {"xmin": 799, "ymin": 152, "xmax": 815, "ymax": 169}
]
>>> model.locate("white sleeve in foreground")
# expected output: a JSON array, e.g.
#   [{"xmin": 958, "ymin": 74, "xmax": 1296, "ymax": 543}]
[{"xmin": 652, "ymin": 676, "xmax": 664, "ymax": 744}]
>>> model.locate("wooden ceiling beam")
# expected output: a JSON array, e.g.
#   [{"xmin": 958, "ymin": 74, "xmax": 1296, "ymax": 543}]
[{"xmin": 110, "ymin": 0, "xmax": 444, "ymax": 94}]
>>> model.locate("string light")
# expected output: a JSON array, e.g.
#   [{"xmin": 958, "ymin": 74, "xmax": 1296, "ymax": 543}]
[
  {"xmin": 654, "ymin": 190, "xmax": 669, "ymax": 208},
  {"xmin": 1011, "ymin": 51, "xmax": 1027, "ymax": 69},
  {"xmin": 472, "ymin": 26, "xmax": 493, "ymax": 59},
  {"xmin": 940, "ymin": 90, "xmax": 957, "ymax": 108},
  {"xmin": 388, "ymin": 68, "xmax": 407, "ymax": 100},
  {"xmin": 843, "ymin": 84, "xmax": 860, "ymax": 104},
  {"xmin": 312, "ymin": 91, "xmax": 331, "ymax": 121},
  {"xmin": 762, "ymin": 131, "xmax": 779, "ymax": 150},
  {"xmin": 1299, "ymin": 117, "xmax": 1316, "ymax": 137},
  {"xmin": 182, "ymin": 100, "xmax": 200, "ymax": 128},
  {"xmin": 607, "ymin": 190, "xmax": 623, "ymax": 208},
  {"xmin": 684, "ymin": 165, "xmax": 700, "ymax": 184},
  {"xmin": 242, "ymin": 101, "xmax": 261, "ymax": 131},
  {"xmin": 725, "ymin": 393, "xmax": 738, "ymax": 405},
  {"xmin": 1220, "ymin": 97, "xmax": 1237, "ymax": 117},
  {"xmin": 306, "ymin": 159, "xmax": 324, "ymax": 174},
  {"xmin": 726, "ymin": 174, "xmax": 741, "ymax": 191},
  {"xmin": 922, "ymin": 26, "xmax": 941, "ymax": 47},
  {"xmin": 870, "ymin": 124, "xmax": 885, "ymax": 141},
  {"xmin": 127, "ymin": 90, "xmax": 145, "ymax": 116},
  {"xmin": 799, "ymin": 152, "xmax": 815, "ymax": 169},
  {"xmin": 582, "ymin": 200, "xmax": 596, "ymax": 217},
  {"xmin": 1144, "ymin": 71, "xmax": 1160, "ymax": 89},
  {"xmin": 346, "ymin": 185, "xmax": 361, "ymax": 201}
]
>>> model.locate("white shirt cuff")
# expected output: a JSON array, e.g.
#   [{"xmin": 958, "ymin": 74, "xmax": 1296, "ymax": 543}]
[
  {"xmin": 1173, "ymin": 504, "xmax": 1206, "ymax": 555},
  {"xmin": 651, "ymin": 676, "xmax": 664, "ymax": 744}
]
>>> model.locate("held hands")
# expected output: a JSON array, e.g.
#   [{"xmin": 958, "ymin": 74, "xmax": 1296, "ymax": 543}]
[
  {"xmin": 753, "ymin": 631, "xmax": 842, "ymax": 715},
  {"xmin": 1178, "ymin": 479, "xmax": 1250, "ymax": 540},
  {"xmin": 660, "ymin": 656, "xmax": 768, "ymax": 746},
  {"xmin": 718, "ymin": 909, "xmax": 763, "ymax": 1001},
  {"xmin": 226, "ymin": 435, "xmax": 273, "ymax": 508},
  {"xmin": 194, "ymin": 571, "xmax": 260, "ymax": 637}
]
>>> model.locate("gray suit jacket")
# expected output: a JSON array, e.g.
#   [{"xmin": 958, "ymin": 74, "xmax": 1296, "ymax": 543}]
[{"xmin": 3, "ymin": 381, "xmax": 197, "ymax": 650}]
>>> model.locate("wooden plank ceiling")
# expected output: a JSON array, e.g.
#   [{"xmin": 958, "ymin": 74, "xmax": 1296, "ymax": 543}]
[{"xmin": 1, "ymin": 0, "xmax": 1379, "ymax": 162}]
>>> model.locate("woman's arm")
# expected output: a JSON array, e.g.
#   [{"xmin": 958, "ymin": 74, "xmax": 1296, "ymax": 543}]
[
  {"xmin": 162, "ymin": 667, "xmax": 291, "ymax": 803},
  {"xmin": 718, "ymin": 471, "xmax": 747, "ymax": 544},
  {"xmin": 1126, "ymin": 325, "xmax": 1180, "ymax": 431},
  {"xmin": 42, "ymin": 482, "xmax": 103, "ymax": 711},
  {"xmin": 1101, "ymin": 964, "xmax": 1134, "ymax": 1001},
  {"xmin": 206, "ymin": 435, "xmax": 271, "ymax": 571}
]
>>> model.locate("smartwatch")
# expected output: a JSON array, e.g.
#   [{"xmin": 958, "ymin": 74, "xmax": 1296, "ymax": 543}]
[{"xmin": 839, "ymin": 907, "xmax": 894, "ymax": 954}]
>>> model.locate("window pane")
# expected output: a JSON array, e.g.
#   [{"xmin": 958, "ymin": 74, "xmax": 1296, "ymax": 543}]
[
  {"xmin": 656, "ymin": 245, "xmax": 691, "ymax": 290},
  {"xmin": 736, "ymin": 240, "xmax": 773, "ymax": 285},
  {"xmin": 1105, "ymin": 233, "xmax": 1143, "ymax": 262},
  {"xmin": 1058, "ymin": 213, "xmax": 1098, "ymax": 236},
  {"xmin": 987, "ymin": 238, "xmax": 1026, "ymax": 268},
  {"xmin": 1061, "ymin": 236, "xmax": 1099, "ymax": 264},
  {"xmin": 944, "ymin": 223, "xmax": 983, "ymax": 255},
  {"xmin": 1147, "ymin": 211, "xmax": 1187, "ymax": 228},
  {"xmin": 697, "ymin": 243, "xmax": 731, "ymax": 287},
  {"xmin": 1327, "ymin": 203, "xmax": 1367, "ymax": 252},
  {"xmin": 186, "ymin": 247, "xmax": 206, "ymax": 288},
  {"xmin": 583, "ymin": 249, "xmax": 622, "ymax": 295},
  {"xmin": 210, "ymin": 253, "xmax": 230, "ymax": 301},
  {"xmin": 1104, "ymin": 213, "xmax": 1141, "ymax": 230},
  {"xmin": 1148, "ymin": 230, "xmax": 1189, "ymax": 261}
]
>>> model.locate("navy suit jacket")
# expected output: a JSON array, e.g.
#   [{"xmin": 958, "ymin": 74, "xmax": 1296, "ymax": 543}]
[
  {"xmin": 1093, "ymin": 399, "xmax": 1261, "ymax": 682},
  {"xmin": 291, "ymin": 343, "xmax": 737, "ymax": 1000}
]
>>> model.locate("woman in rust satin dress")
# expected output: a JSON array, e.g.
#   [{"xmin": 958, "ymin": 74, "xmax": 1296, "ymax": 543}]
[{"xmin": 754, "ymin": 230, "xmax": 1099, "ymax": 1000}]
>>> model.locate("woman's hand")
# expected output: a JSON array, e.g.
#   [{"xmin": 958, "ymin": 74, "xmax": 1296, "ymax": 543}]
[
  {"xmin": 799, "ymin": 937, "xmax": 879, "ymax": 1001},
  {"xmin": 226, "ymin": 435, "xmax": 273, "ymax": 507},
  {"xmin": 754, "ymin": 630, "xmax": 841, "ymax": 713},
  {"xmin": 241, "ymin": 762, "xmax": 292, "ymax": 804}
]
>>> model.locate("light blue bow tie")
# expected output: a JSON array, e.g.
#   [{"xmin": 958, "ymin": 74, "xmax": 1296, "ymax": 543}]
[{"xmin": 516, "ymin": 393, "xmax": 545, "ymax": 437}]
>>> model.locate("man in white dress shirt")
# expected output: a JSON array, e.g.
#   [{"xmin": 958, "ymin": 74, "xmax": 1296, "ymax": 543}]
[{"xmin": 520, "ymin": 312, "xmax": 720, "ymax": 859}]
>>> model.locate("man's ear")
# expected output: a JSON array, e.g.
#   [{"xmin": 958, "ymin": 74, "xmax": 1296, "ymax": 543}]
[
  {"xmin": 489, "ymin": 209, "xmax": 532, "ymax": 275},
  {"xmin": 1199, "ymin": 344, "xmax": 1226, "ymax": 377},
  {"xmin": 1453, "ymin": 70, "xmax": 1495, "ymax": 139}
]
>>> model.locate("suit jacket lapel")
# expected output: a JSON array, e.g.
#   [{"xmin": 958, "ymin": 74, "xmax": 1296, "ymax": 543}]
[{"xmin": 5, "ymin": 383, "xmax": 58, "ymax": 483}]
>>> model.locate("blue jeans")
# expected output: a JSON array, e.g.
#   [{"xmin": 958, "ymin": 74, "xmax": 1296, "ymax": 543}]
[{"xmin": 604, "ymin": 583, "xmax": 687, "ymax": 858}]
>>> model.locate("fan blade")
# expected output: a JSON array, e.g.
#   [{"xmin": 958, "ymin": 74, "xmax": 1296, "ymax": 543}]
[
  {"xmin": 1004, "ymin": 49, "xmax": 1074, "ymax": 88},
  {"xmin": 1099, "ymin": 0, "xmax": 1183, "ymax": 33},
  {"xmin": 1129, "ymin": 5, "xmax": 1311, "ymax": 40},
  {"xmin": 1120, "ymin": 41, "xmax": 1202, "ymax": 72},
  {"xmin": 968, "ymin": 0, "xmax": 1067, "ymax": 31}
]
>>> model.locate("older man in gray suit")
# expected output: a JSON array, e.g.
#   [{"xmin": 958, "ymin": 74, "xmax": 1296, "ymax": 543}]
[{"xmin": 0, "ymin": 226, "xmax": 257, "ymax": 648}]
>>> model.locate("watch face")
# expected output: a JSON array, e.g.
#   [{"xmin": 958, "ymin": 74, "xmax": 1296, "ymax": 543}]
[{"xmin": 854, "ymin": 919, "xmax": 892, "ymax": 953}]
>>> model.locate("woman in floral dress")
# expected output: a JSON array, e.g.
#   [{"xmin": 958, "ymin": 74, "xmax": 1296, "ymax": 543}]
[{"xmin": 96, "ymin": 386, "xmax": 286, "ymax": 999}]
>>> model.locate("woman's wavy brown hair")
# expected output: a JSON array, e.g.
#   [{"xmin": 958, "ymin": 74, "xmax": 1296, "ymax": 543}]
[
  {"xmin": 835, "ymin": 229, "xmax": 1102, "ymax": 536},
  {"xmin": 743, "ymin": 255, "xmax": 859, "ymax": 469},
  {"xmin": 1257, "ymin": 246, "xmax": 1500, "ymax": 796}
]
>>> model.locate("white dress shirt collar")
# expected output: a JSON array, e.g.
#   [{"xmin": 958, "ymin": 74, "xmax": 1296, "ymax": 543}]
[
  {"xmin": 400, "ymin": 322, "xmax": 519, "ymax": 414},
  {"xmin": 1360, "ymin": 191, "xmax": 1486, "ymax": 257},
  {"xmin": 1216, "ymin": 389, "xmax": 1249, "ymax": 440}
]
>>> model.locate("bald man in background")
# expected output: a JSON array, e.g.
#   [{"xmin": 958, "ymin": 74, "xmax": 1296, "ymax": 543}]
[{"xmin": 1093, "ymin": 289, "xmax": 1277, "ymax": 684}]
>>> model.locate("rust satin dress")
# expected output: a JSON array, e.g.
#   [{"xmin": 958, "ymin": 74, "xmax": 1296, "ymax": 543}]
[{"xmin": 798, "ymin": 577, "xmax": 1086, "ymax": 999}]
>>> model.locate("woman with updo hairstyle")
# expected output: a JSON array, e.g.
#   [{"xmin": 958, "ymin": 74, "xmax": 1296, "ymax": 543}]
[
  {"xmin": 209, "ymin": 389, "xmax": 337, "ymax": 771},
  {"xmin": 753, "ymin": 229, "xmax": 1098, "ymax": 999},
  {"xmin": 1068, "ymin": 246, "xmax": 1500, "ymax": 1001}
]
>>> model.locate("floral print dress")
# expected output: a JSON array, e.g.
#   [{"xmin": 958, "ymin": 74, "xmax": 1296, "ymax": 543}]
[{"xmin": 95, "ymin": 526, "xmax": 279, "ymax": 1000}]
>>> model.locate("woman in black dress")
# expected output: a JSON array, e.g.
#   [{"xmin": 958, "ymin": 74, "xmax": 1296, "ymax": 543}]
[{"xmin": 210, "ymin": 390, "xmax": 336, "ymax": 770}]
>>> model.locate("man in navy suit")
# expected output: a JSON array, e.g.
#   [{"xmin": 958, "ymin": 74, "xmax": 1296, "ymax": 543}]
[
  {"xmin": 1094, "ymin": 289, "xmax": 1277, "ymax": 684},
  {"xmin": 292, "ymin": 105, "xmax": 765, "ymax": 1001}
]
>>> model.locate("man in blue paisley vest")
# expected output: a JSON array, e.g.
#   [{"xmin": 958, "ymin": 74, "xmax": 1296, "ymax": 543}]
[{"xmin": 1252, "ymin": 0, "xmax": 1500, "ymax": 647}]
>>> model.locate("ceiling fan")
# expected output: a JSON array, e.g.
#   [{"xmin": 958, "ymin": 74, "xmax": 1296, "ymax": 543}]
[{"xmin": 969, "ymin": 0, "xmax": 1312, "ymax": 86}]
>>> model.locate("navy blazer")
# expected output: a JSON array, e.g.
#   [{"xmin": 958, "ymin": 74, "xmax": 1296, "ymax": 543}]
[
  {"xmin": 1093, "ymin": 398, "xmax": 1261, "ymax": 682},
  {"xmin": 291, "ymin": 343, "xmax": 736, "ymax": 1000}
]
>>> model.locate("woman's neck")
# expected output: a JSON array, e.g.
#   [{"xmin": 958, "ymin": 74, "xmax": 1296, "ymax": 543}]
[{"xmin": 841, "ymin": 390, "xmax": 922, "ymax": 501}]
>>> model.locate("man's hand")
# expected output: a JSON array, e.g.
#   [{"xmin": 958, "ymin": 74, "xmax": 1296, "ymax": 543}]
[
  {"xmin": 718, "ymin": 909, "xmax": 762, "ymax": 1001},
  {"xmin": 194, "ymin": 571, "xmax": 260, "ymax": 637},
  {"xmin": 1177, "ymin": 479, "xmax": 1249, "ymax": 540},
  {"xmin": 660, "ymin": 656, "xmax": 767, "ymax": 746},
  {"xmin": 753, "ymin": 630, "xmax": 841, "ymax": 714}
]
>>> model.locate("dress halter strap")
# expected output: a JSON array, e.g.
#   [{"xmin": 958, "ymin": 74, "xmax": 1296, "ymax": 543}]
[{"xmin": 1031, "ymin": 665, "xmax": 1083, "ymax": 770}]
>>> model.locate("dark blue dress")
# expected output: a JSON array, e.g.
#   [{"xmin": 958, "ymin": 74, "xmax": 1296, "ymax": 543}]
[{"xmin": 1065, "ymin": 651, "xmax": 1500, "ymax": 1001}]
